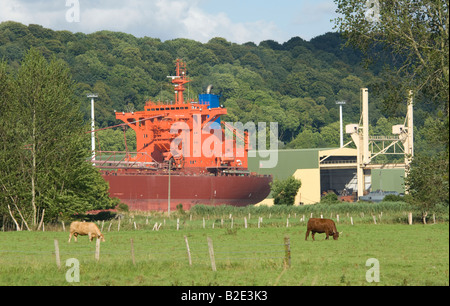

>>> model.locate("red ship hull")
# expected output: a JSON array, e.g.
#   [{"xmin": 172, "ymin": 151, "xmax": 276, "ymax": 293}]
[{"xmin": 102, "ymin": 172, "xmax": 272, "ymax": 211}]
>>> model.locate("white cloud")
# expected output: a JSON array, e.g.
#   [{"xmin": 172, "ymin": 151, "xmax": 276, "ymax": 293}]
[{"xmin": 0, "ymin": 0, "xmax": 280, "ymax": 44}]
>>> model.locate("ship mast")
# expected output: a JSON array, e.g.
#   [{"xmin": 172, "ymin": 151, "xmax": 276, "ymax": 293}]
[{"xmin": 167, "ymin": 59, "xmax": 190, "ymax": 104}]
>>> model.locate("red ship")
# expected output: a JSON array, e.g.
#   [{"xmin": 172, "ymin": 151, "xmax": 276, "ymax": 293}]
[{"xmin": 96, "ymin": 59, "xmax": 272, "ymax": 211}]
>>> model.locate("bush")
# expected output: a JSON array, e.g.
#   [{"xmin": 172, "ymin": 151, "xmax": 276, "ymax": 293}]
[
  {"xmin": 382, "ymin": 194, "xmax": 405, "ymax": 202},
  {"xmin": 271, "ymin": 176, "xmax": 302, "ymax": 206},
  {"xmin": 117, "ymin": 203, "xmax": 129, "ymax": 212},
  {"xmin": 321, "ymin": 192, "xmax": 339, "ymax": 204}
]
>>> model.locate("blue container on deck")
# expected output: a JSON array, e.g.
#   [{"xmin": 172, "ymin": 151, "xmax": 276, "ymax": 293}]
[{"xmin": 199, "ymin": 94, "xmax": 221, "ymax": 127}]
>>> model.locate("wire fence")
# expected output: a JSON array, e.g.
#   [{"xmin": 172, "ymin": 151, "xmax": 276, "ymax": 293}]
[{"xmin": 0, "ymin": 234, "xmax": 291, "ymax": 272}]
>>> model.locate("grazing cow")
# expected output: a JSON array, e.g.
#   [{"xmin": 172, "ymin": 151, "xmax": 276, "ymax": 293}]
[
  {"xmin": 305, "ymin": 218, "xmax": 340, "ymax": 241},
  {"xmin": 68, "ymin": 221, "xmax": 105, "ymax": 243}
]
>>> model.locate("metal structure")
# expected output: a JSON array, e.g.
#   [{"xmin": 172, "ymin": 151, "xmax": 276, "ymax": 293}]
[
  {"xmin": 346, "ymin": 88, "xmax": 414, "ymax": 198},
  {"xmin": 87, "ymin": 93, "xmax": 98, "ymax": 164},
  {"xmin": 336, "ymin": 101, "xmax": 346, "ymax": 148}
]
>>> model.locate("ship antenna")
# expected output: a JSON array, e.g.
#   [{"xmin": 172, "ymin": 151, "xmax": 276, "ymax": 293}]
[{"xmin": 167, "ymin": 59, "xmax": 190, "ymax": 104}]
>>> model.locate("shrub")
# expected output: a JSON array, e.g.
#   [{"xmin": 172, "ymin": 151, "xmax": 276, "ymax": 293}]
[
  {"xmin": 271, "ymin": 176, "xmax": 302, "ymax": 206},
  {"xmin": 321, "ymin": 192, "xmax": 339, "ymax": 204}
]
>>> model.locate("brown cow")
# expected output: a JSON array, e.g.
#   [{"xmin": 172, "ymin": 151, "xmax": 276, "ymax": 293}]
[
  {"xmin": 305, "ymin": 218, "xmax": 340, "ymax": 241},
  {"xmin": 68, "ymin": 221, "xmax": 105, "ymax": 243}
]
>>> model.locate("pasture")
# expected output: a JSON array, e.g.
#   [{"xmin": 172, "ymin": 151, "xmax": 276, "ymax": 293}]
[{"xmin": 0, "ymin": 208, "xmax": 448, "ymax": 286}]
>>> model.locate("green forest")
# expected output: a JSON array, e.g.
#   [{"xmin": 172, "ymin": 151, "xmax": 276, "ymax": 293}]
[{"xmin": 0, "ymin": 21, "xmax": 440, "ymax": 155}]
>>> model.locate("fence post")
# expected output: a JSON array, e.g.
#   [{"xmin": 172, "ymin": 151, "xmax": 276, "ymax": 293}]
[
  {"xmin": 54, "ymin": 239, "xmax": 61, "ymax": 269},
  {"xmin": 207, "ymin": 237, "xmax": 217, "ymax": 272},
  {"xmin": 350, "ymin": 216, "xmax": 354, "ymax": 225},
  {"xmin": 244, "ymin": 217, "xmax": 247, "ymax": 229},
  {"xmin": 184, "ymin": 235, "xmax": 192, "ymax": 266},
  {"xmin": 177, "ymin": 218, "xmax": 180, "ymax": 231},
  {"xmin": 61, "ymin": 221, "xmax": 65, "ymax": 232},
  {"xmin": 284, "ymin": 237, "xmax": 291, "ymax": 269},
  {"xmin": 95, "ymin": 237, "xmax": 101, "ymax": 262},
  {"xmin": 130, "ymin": 238, "xmax": 135, "ymax": 266},
  {"xmin": 408, "ymin": 212, "xmax": 413, "ymax": 225}
]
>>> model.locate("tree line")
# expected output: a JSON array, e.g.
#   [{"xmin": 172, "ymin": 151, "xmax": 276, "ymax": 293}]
[{"xmin": 0, "ymin": 21, "xmax": 439, "ymax": 154}]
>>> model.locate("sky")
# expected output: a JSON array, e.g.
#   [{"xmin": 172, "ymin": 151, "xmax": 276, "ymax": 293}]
[{"xmin": 0, "ymin": 0, "xmax": 338, "ymax": 44}]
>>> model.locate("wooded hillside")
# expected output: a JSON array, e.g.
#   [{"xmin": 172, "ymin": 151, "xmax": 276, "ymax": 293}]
[{"xmin": 0, "ymin": 21, "xmax": 438, "ymax": 153}]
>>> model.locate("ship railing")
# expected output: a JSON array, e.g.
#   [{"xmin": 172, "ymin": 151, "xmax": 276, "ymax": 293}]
[
  {"xmin": 92, "ymin": 151, "xmax": 160, "ymax": 170},
  {"xmin": 320, "ymin": 159, "xmax": 357, "ymax": 165}
]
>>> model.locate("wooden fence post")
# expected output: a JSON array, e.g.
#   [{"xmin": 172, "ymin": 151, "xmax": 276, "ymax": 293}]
[
  {"xmin": 207, "ymin": 237, "xmax": 217, "ymax": 272},
  {"xmin": 284, "ymin": 237, "xmax": 291, "ymax": 268},
  {"xmin": 408, "ymin": 212, "xmax": 413, "ymax": 225},
  {"xmin": 61, "ymin": 221, "xmax": 65, "ymax": 232},
  {"xmin": 95, "ymin": 237, "xmax": 101, "ymax": 262},
  {"xmin": 350, "ymin": 216, "xmax": 354, "ymax": 225},
  {"xmin": 244, "ymin": 217, "xmax": 247, "ymax": 229},
  {"xmin": 184, "ymin": 235, "xmax": 192, "ymax": 266},
  {"xmin": 54, "ymin": 239, "xmax": 61, "ymax": 269},
  {"xmin": 177, "ymin": 218, "xmax": 180, "ymax": 231},
  {"xmin": 130, "ymin": 238, "xmax": 135, "ymax": 266}
]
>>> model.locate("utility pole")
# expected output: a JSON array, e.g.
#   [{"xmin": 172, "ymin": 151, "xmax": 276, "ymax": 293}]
[
  {"xmin": 87, "ymin": 94, "xmax": 98, "ymax": 164},
  {"xmin": 336, "ymin": 101, "xmax": 346, "ymax": 148},
  {"xmin": 168, "ymin": 159, "xmax": 171, "ymax": 216}
]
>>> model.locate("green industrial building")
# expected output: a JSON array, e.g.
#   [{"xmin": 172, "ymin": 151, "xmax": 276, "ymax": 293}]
[{"xmin": 248, "ymin": 148, "xmax": 406, "ymax": 205}]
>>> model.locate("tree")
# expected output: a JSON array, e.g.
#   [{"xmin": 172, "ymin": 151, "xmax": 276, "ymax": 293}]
[
  {"xmin": 334, "ymin": 0, "xmax": 448, "ymax": 109},
  {"xmin": 0, "ymin": 48, "xmax": 115, "ymax": 230},
  {"xmin": 334, "ymin": 0, "xmax": 449, "ymax": 214},
  {"xmin": 271, "ymin": 176, "xmax": 302, "ymax": 205}
]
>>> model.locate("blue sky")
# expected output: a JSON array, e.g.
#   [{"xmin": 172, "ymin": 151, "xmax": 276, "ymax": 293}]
[{"xmin": 0, "ymin": 0, "xmax": 338, "ymax": 43}]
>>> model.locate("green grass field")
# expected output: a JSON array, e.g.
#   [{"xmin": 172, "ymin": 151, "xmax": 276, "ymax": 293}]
[{"xmin": 0, "ymin": 217, "xmax": 448, "ymax": 286}]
